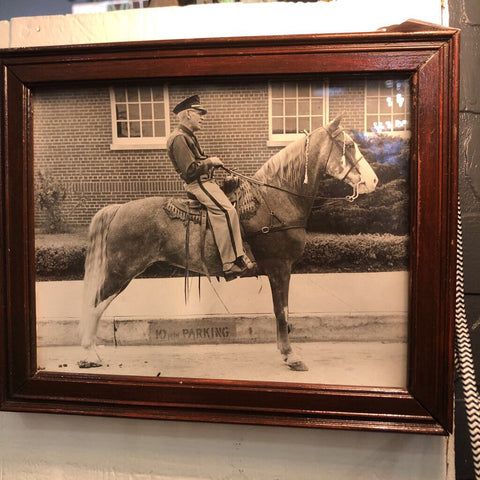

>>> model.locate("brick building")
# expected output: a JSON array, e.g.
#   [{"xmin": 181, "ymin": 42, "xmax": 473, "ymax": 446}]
[{"xmin": 33, "ymin": 76, "xmax": 410, "ymax": 229}]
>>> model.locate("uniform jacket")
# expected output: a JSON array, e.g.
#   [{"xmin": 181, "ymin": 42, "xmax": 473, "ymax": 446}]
[{"xmin": 167, "ymin": 125, "xmax": 213, "ymax": 184}]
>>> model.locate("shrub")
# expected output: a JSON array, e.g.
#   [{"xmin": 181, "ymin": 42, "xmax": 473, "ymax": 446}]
[
  {"xmin": 294, "ymin": 233, "xmax": 408, "ymax": 273},
  {"xmin": 352, "ymin": 131, "xmax": 410, "ymax": 176},
  {"xmin": 36, "ymin": 244, "xmax": 87, "ymax": 279},
  {"xmin": 307, "ymin": 132, "xmax": 410, "ymax": 235},
  {"xmin": 309, "ymin": 179, "xmax": 409, "ymax": 235},
  {"xmin": 35, "ymin": 170, "xmax": 69, "ymax": 233}
]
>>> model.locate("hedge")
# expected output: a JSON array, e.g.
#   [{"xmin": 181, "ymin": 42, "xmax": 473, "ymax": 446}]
[
  {"xmin": 309, "ymin": 179, "xmax": 409, "ymax": 235},
  {"xmin": 293, "ymin": 233, "xmax": 408, "ymax": 273},
  {"xmin": 306, "ymin": 133, "xmax": 410, "ymax": 235},
  {"xmin": 35, "ymin": 232, "xmax": 408, "ymax": 280}
]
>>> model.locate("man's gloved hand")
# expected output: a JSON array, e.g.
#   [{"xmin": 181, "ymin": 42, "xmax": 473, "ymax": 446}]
[{"xmin": 209, "ymin": 156, "xmax": 224, "ymax": 168}]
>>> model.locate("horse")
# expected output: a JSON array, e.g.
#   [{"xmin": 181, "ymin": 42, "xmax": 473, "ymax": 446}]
[{"xmin": 79, "ymin": 117, "xmax": 378, "ymax": 372}]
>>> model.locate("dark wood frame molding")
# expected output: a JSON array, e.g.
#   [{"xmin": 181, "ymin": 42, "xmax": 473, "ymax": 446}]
[{"xmin": 0, "ymin": 20, "xmax": 459, "ymax": 434}]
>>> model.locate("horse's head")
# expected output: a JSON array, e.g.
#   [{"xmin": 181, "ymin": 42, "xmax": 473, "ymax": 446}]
[{"xmin": 323, "ymin": 117, "xmax": 378, "ymax": 200}]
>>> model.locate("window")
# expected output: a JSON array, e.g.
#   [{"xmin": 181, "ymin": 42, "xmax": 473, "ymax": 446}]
[
  {"xmin": 365, "ymin": 79, "xmax": 410, "ymax": 134},
  {"xmin": 110, "ymin": 85, "xmax": 170, "ymax": 149},
  {"xmin": 269, "ymin": 81, "xmax": 328, "ymax": 145}
]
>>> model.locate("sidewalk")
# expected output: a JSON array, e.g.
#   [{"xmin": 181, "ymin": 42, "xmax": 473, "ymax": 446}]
[
  {"xmin": 37, "ymin": 341, "xmax": 408, "ymax": 388},
  {"xmin": 36, "ymin": 271, "xmax": 409, "ymax": 347}
]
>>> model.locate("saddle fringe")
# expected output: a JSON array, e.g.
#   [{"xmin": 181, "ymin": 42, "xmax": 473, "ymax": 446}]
[
  {"xmin": 164, "ymin": 198, "xmax": 202, "ymax": 225},
  {"xmin": 234, "ymin": 181, "xmax": 260, "ymax": 220},
  {"xmin": 164, "ymin": 180, "xmax": 259, "ymax": 224}
]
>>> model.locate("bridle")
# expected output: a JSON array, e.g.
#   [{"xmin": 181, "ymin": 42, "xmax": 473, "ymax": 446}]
[{"xmin": 323, "ymin": 129, "xmax": 366, "ymax": 202}]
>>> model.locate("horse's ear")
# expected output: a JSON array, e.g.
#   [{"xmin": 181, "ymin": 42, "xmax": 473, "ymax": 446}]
[{"xmin": 326, "ymin": 115, "xmax": 343, "ymax": 136}]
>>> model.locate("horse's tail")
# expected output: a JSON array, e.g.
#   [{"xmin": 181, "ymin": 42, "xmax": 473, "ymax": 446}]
[{"xmin": 80, "ymin": 204, "xmax": 121, "ymax": 347}]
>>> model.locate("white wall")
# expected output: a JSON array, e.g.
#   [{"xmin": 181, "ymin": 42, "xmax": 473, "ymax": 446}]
[{"xmin": 0, "ymin": 1, "xmax": 456, "ymax": 478}]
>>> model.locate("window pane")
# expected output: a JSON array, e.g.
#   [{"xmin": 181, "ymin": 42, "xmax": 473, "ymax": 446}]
[
  {"xmin": 298, "ymin": 99, "xmax": 310, "ymax": 116},
  {"xmin": 153, "ymin": 103, "xmax": 165, "ymax": 120},
  {"xmin": 311, "ymin": 83, "xmax": 324, "ymax": 97},
  {"xmin": 114, "ymin": 88, "xmax": 126, "ymax": 102},
  {"xmin": 117, "ymin": 121, "xmax": 128, "ymax": 137},
  {"xmin": 139, "ymin": 87, "xmax": 151, "ymax": 102},
  {"xmin": 366, "ymin": 115, "xmax": 378, "ymax": 131},
  {"xmin": 311, "ymin": 116, "xmax": 322, "ymax": 130},
  {"xmin": 272, "ymin": 100, "xmax": 283, "ymax": 116},
  {"xmin": 271, "ymin": 83, "xmax": 283, "ymax": 99},
  {"xmin": 379, "ymin": 80, "xmax": 395, "ymax": 96},
  {"xmin": 285, "ymin": 99, "xmax": 296, "ymax": 116},
  {"xmin": 128, "ymin": 104, "xmax": 140, "ymax": 120},
  {"xmin": 116, "ymin": 103, "xmax": 127, "ymax": 120},
  {"xmin": 394, "ymin": 115, "xmax": 408, "ymax": 130},
  {"xmin": 298, "ymin": 116, "xmax": 310, "ymax": 132},
  {"xmin": 366, "ymin": 97, "xmax": 378, "ymax": 113},
  {"xmin": 126, "ymin": 87, "xmax": 139, "ymax": 102},
  {"xmin": 142, "ymin": 121, "xmax": 153, "ymax": 137},
  {"xmin": 272, "ymin": 117, "xmax": 284, "ymax": 134},
  {"xmin": 129, "ymin": 121, "xmax": 141, "ymax": 137},
  {"xmin": 393, "ymin": 94, "xmax": 406, "ymax": 113},
  {"xmin": 297, "ymin": 84, "xmax": 310, "ymax": 97},
  {"xmin": 380, "ymin": 115, "xmax": 392, "ymax": 131},
  {"xmin": 285, "ymin": 117, "xmax": 296, "ymax": 133},
  {"xmin": 284, "ymin": 83, "xmax": 297, "ymax": 98},
  {"xmin": 141, "ymin": 103, "xmax": 152, "ymax": 119},
  {"xmin": 380, "ymin": 97, "xmax": 392, "ymax": 114},
  {"xmin": 152, "ymin": 87, "xmax": 164, "ymax": 101},
  {"xmin": 366, "ymin": 81, "xmax": 379, "ymax": 96},
  {"xmin": 154, "ymin": 120, "xmax": 166, "ymax": 137},
  {"xmin": 311, "ymin": 98, "xmax": 323, "ymax": 115}
]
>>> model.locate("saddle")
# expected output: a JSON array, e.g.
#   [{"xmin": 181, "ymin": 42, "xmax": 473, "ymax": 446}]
[
  {"xmin": 163, "ymin": 178, "xmax": 258, "ymax": 280},
  {"xmin": 164, "ymin": 176, "xmax": 259, "ymax": 224},
  {"xmin": 164, "ymin": 196, "xmax": 204, "ymax": 225}
]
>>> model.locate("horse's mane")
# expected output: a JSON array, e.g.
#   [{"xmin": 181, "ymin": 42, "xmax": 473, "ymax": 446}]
[{"xmin": 254, "ymin": 134, "xmax": 310, "ymax": 190}]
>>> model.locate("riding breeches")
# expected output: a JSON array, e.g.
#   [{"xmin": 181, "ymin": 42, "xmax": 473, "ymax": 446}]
[{"xmin": 184, "ymin": 178, "xmax": 245, "ymax": 267}]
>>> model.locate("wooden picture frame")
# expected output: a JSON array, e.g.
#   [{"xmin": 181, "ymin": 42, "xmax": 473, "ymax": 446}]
[{"xmin": 0, "ymin": 20, "xmax": 458, "ymax": 434}]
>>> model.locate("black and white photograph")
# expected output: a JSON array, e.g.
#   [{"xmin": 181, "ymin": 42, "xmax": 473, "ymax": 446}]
[{"xmin": 34, "ymin": 76, "xmax": 411, "ymax": 387}]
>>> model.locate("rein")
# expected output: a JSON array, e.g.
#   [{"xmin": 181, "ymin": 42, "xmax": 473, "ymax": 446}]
[
  {"xmin": 220, "ymin": 165, "xmax": 315, "ymax": 200},
  {"xmin": 220, "ymin": 128, "xmax": 364, "ymax": 204}
]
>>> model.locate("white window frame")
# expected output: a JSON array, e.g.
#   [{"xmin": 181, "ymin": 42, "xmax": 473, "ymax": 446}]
[
  {"xmin": 110, "ymin": 85, "xmax": 170, "ymax": 150},
  {"xmin": 364, "ymin": 79, "xmax": 411, "ymax": 136},
  {"xmin": 267, "ymin": 80, "xmax": 329, "ymax": 147}
]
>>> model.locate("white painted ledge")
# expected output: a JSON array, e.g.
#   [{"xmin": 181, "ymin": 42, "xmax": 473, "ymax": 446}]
[
  {"xmin": 5, "ymin": 0, "xmax": 444, "ymax": 48},
  {"xmin": 0, "ymin": 20, "xmax": 9, "ymax": 48}
]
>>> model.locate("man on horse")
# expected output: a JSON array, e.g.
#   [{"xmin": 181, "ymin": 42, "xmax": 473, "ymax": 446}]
[{"xmin": 167, "ymin": 95, "xmax": 255, "ymax": 281}]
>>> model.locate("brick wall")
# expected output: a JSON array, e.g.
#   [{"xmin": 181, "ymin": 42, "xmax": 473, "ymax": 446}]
[{"xmin": 33, "ymin": 78, "xmax": 370, "ymax": 229}]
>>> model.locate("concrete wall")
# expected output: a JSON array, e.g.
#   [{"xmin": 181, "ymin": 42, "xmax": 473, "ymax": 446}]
[{"xmin": 0, "ymin": 1, "xmax": 457, "ymax": 479}]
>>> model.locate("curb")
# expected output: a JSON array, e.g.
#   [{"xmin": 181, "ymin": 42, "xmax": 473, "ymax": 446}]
[{"xmin": 37, "ymin": 312, "xmax": 407, "ymax": 347}]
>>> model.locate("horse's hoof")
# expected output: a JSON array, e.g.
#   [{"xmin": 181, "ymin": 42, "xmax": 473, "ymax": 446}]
[{"xmin": 287, "ymin": 360, "xmax": 309, "ymax": 371}]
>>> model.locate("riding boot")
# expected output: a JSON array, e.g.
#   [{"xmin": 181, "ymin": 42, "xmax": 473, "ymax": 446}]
[{"xmin": 223, "ymin": 255, "xmax": 257, "ymax": 281}]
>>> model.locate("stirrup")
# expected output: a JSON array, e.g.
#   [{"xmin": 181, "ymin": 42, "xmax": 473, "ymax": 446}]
[
  {"xmin": 223, "ymin": 256, "xmax": 257, "ymax": 282},
  {"xmin": 223, "ymin": 263, "xmax": 248, "ymax": 282},
  {"xmin": 239, "ymin": 255, "xmax": 256, "ymax": 271}
]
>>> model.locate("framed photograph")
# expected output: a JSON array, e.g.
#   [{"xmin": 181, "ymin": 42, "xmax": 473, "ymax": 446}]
[{"xmin": 0, "ymin": 20, "xmax": 458, "ymax": 434}]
